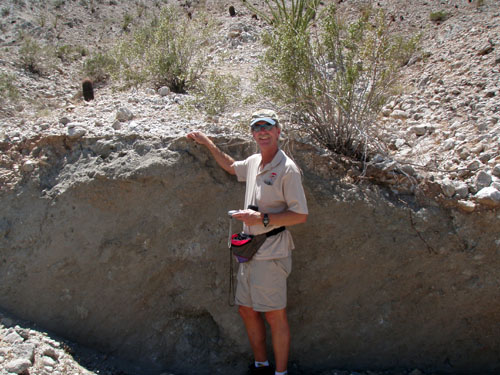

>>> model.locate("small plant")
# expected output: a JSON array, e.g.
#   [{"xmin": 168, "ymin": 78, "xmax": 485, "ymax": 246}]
[
  {"xmin": 0, "ymin": 73, "xmax": 20, "ymax": 101},
  {"xmin": 82, "ymin": 52, "xmax": 116, "ymax": 83},
  {"xmin": 112, "ymin": 6, "xmax": 215, "ymax": 92},
  {"xmin": 19, "ymin": 37, "xmax": 44, "ymax": 74},
  {"xmin": 188, "ymin": 71, "xmax": 241, "ymax": 116},
  {"xmin": 241, "ymin": 0, "xmax": 320, "ymax": 33},
  {"xmin": 429, "ymin": 10, "xmax": 449, "ymax": 22},
  {"xmin": 56, "ymin": 44, "xmax": 88, "ymax": 62},
  {"xmin": 1, "ymin": 7, "xmax": 10, "ymax": 17},
  {"xmin": 122, "ymin": 12, "xmax": 133, "ymax": 31}
]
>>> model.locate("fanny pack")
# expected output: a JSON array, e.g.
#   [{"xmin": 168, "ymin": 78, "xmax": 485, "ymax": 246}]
[{"xmin": 230, "ymin": 227, "xmax": 286, "ymax": 263}]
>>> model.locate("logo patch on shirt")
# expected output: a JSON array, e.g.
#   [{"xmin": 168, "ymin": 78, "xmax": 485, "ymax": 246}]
[{"xmin": 264, "ymin": 172, "xmax": 278, "ymax": 186}]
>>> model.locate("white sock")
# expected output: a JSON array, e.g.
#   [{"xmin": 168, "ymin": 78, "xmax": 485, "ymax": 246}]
[
  {"xmin": 275, "ymin": 371, "xmax": 287, "ymax": 375},
  {"xmin": 255, "ymin": 360, "xmax": 269, "ymax": 367}
]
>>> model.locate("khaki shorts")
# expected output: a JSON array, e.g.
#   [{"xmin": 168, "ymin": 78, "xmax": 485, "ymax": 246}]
[{"xmin": 235, "ymin": 256, "xmax": 292, "ymax": 312}]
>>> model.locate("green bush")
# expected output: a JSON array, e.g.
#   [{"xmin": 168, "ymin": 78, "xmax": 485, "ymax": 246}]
[
  {"xmin": 19, "ymin": 37, "xmax": 44, "ymax": 74},
  {"xmin": 429, "ymin": 11, "xmax": 449, "ymax": 22},
  {"xmin": 0, "ymin": 73, "xmax": 20, "ymax": 101},
  {"xmin": 256, "ymin": 4, "xmax": 419, "ymax": 159},
  {"xmin": 188, "ymin": 71, "xmax": 241, "ymax": 116},
  {"xmin": 82, "ymin": 52, "xmax": 117, "ymax": 83},
  {"xmin": 241, "ymin": 0, "xmax": 320, "ymax": 33},
  {"xmin": 112, "ymin": 6, "xmax": 214, "ymax": 92}
]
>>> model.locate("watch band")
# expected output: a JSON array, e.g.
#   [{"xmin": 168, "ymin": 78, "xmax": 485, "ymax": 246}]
[{"xmin": 263, "ymin": 213, "xmax": 269, "ymax": 227}]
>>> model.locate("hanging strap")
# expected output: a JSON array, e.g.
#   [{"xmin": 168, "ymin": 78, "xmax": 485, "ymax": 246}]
[{"xmin": 228, "ymin": 216, "xmax": 235, "ymax": 306}]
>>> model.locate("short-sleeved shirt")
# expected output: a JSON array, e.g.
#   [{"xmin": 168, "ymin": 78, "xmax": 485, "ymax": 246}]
[{"xmin": 233, "ymin": 149, "xmax": 308, "ymax": 260}]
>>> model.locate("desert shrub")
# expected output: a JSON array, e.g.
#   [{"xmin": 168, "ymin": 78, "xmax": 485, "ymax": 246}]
[
  {"xmin": 112, "ymin": 6, "xmax": 214, "ymax": 92},
  {"xmin": 187, "ymin": 70, "xmax": 241, "ymax": 116},
  {"xmin": 0, "ymin": 73, "xmax": 20, "ymax": 101},
  {"xmin": 122, "ymin": 12, "xmax": 133, "ymax": 31},
  {"xmin": 82, "ymin": 52, "xmax": 117, "ymax": 83},
  {"xmin": 256, "ymin": 4, "xmax": 419, "ymax": 159},
  {"xmin": 242, "ymin": 0, "xmax": 320, "ymax": 33},
  {"xmin": 429, "ymin": 10, "xmax": 449, "ymax": 22},
  {"xmin": 56, "ymin": 44, "xmax": 88, "ymax": 62},
  {"xmin": 2, "ymin": 7, "xmax": 10, "ymax": 17},
  {"xmin": 19, "ymin": 36, "xmax": 44, "ymax": 74}
]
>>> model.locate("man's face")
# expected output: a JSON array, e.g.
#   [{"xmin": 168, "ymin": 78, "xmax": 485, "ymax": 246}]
[{"xmin": 251, "ymin": 121, "xmax": 280, "ymax": 149}]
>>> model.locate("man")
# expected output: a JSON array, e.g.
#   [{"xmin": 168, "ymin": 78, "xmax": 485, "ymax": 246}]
[{"xmin": 187, "ymin": 109, "xmax": 308, "ymax": 375}]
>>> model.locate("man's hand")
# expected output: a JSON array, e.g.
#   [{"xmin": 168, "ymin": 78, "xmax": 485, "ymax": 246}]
[
  {"xmin": 186, "ymin": 131, "xmax": 236, "ymax": 175},
  {"xmin": 232, "ymin": 209, "xmax": 262, "ymax": 226},
  {"xmin": 187, "ymin": 131, "xmax": 213, "ymax": 147}
]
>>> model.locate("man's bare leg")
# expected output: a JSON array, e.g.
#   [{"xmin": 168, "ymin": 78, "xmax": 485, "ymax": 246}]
[
  {"xmin": 239, "ymin": 305, "xmax": 268, "ymax": 363},
  {"xmin": 265, "ymin": 309, "xmax": 290, "ymax": 373}
]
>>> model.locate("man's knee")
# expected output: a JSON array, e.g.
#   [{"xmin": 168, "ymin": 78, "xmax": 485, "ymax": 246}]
[
  {"xmin": 238, "ymin": 305, "xmax": 260, "ymax": 320},
  {"xmin": 264, "ymin": 308, "xmax": 288, "ymax": 326}
]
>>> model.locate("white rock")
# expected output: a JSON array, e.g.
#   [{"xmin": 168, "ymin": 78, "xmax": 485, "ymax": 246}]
[
  {"xmin": 475, "ymin": 186, "xmax": 500, "ymax": 207},
  {"xmin": 116, "ymin": 107, "xmax": 134, "ymax": 122},
  {"xmin": 21, "ymin": 160, "xmax": 36, "ymax": 172},
  {"xmin": 441, "ymin": 179, "xmax": 456, "ymax": 197},
  {"xmin": 410, "ymin": 125, "xmax": 428, "ymax": 136},
  {"xmin": 5, "ymin": 358, "xmax": 32, "ymax": 374},
  {"xmin": 4, "ymin": 331, "xmax": 23, "ymax": 344},
  {"xmin": 67, "ymin": 125, "xmax": 86, "ymax": 138},
  {"xmin": 158, "ymin": 86, "xmax": 170, "ymax": 96},
  {"xmin": 442, "ymin": 139, "xmax": 455, "ymax": 151},
  {"xmin": 457, "ymin": 200, "xmax": 476, "ymax": 212},
  {"xmin": 391, "ymin": 109, "xmax": 409, "ymax": 120}
]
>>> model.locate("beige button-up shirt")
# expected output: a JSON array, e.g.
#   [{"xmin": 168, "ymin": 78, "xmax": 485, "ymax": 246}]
[{"xmin": 233, "ymin": 150, "xmax": 308, "ymax": 259}]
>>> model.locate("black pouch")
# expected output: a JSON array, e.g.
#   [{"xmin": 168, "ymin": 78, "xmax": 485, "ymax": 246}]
[{"xmin": 230, "ymin": 227, "xmax": 286, "ymax": 263}]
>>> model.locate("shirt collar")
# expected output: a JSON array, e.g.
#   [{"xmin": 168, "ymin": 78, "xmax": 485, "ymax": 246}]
[{"xmin": 259, "ymin": 149, "xmax": 285, "ymax": 173}]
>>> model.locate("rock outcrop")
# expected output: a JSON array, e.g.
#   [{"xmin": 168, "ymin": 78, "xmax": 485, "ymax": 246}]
[{"xmin": 1, "ymin": 135, "xmax": 499, "ymax": 374}]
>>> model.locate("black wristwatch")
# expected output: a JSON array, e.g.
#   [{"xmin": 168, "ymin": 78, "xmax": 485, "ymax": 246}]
[{"xmin": 263, "ymin": 213, "xmax": 269, "ymax": 227}]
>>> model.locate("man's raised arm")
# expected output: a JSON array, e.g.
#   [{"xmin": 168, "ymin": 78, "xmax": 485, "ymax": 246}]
[{"xmin": 186, "ymin": 131, "xmax": 236, "ymax": 175}]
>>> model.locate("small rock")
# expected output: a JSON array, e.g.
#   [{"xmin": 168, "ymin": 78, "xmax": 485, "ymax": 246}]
[
  {"xmin": 454, "ymin": 181, "xmax": 469, "ymax": 199},
  {"xmin": 112, "ymin": 120, "xmax": 122, "ymax": 130},
  {"xmin": 67, "ymin": 124, "xmax": 86, "ymax": 138},
  {"xmin": 21, "ymin": 160, "xmax": 36, "ymax": 172},
  {"xmin": 59, "ymin": 117, "xmax": 70, "ymax": 125},
  {"xmin": 442, "ymin": 139, "xmax": 455, "ymax": 151},
  {"xmin": 440, "ymin": 179, "xmax": 455, "ymax": 197},
  {"xmin": 467, "ymin": 160, "xmax": 481, "ymax": 171},
  {"xmin": 457, "ymin": 200, "xmax": 476, "ymax": 212},
  {"xmin": 475, "ymin": 171, "xmax": 492, "ymax": 190},
  {"xmin": 5, "ymin": 358, "xmax": 32, "ymax": 374},
  {"xmin": 400, "ymin": 164, "xmax": 416, "ymax": 176},
  {"xmin": 410, "ymin": 125, "xmax": 428, "ymax": 136},
  {"xmin": 475, "ymin": 186, "xmax": 500, "ymax": 207},
  {"xmin": 391, "ymin": 109, "xmax": 409, "ymax": 120},
  {"xmin": 492, "ymin": 164, "xmax": 500, "ymax": 177},
  {"xmin": 158, "ymin": 86, "xmax": 170, "ymax": 96},
  {"xmin": 116, "ymin": 107, "xmax": 134, "ymax": 122},
  {"xmin": 4, "ymin": 331, "xmax": 24, "ymax": 344}
]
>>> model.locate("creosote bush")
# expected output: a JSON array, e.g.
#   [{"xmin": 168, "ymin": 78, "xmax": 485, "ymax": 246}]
[
  {"xmin": 110, "ymin": 6, "xmax": 215, "ymax": 93},
  {"xmin": 187, "ymin": 70, "xmax": 241, "ymax": 116},
  {"xmin": 0, "ymin": 73, "xmax": 20, "ymax": 102},
  {"xmin": 255, "ymin": 3, "xmax": 419, "ymax": 160},
  {"xmin": 429, "ymin": 10, "xmax": 449, "ymax": 22}
]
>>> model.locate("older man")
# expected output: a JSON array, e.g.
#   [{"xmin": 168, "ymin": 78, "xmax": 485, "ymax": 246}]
[{"xmin": 187, "ymin": 109, "xmax": 308, "ymax": 375}]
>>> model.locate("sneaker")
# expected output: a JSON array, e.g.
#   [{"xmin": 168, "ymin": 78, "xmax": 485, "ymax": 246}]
[{"xmin": 248, "ymin": 363, "xmax": 274, "ymax": 375}]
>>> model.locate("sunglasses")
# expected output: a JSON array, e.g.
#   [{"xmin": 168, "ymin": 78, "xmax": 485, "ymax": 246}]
[{"xmin": 251, "ymin": 123, "xmax": 276, "ymax": 132}]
